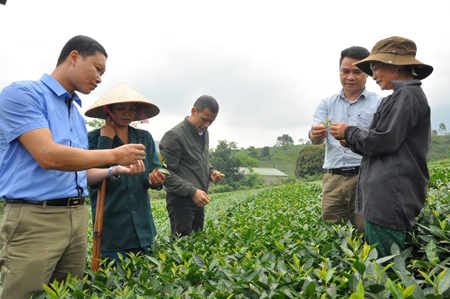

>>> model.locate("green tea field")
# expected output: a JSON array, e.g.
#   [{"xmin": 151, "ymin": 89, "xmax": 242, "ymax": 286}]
[{"xmin": 25, "ymin": 159, "xmax": 450, "ymax": 298}]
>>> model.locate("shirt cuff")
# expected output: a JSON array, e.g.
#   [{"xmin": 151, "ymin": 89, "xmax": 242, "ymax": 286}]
[{"xmin": 188, "ymin": 187, "xmax": 197, "ymax": 199}]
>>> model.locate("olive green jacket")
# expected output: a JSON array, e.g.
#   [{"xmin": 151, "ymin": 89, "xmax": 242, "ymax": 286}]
[{"xmin": 160, "ymin": 118, "xmax": 216, "ymax": 198}]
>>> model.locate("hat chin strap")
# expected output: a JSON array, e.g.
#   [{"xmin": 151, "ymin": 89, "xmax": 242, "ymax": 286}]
[
  {"xmin": 103, "ymin": 105, "xmax": 149, "ymax": 126},
  {"xmin": 103, "ymin": 106, "xmax": 128, "ymax": 126}
]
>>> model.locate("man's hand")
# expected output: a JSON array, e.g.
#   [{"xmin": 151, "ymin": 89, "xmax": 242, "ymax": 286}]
[
  {"xmin": 193, "ymin": 189, "xmax": 210, "ymax": 207},
  {"xmin": 329, "ymin": 122, "xmax": 350, "ymax": 140},
  {"xmin": 149, "ymin": 170, "xmax": 166, "ymax": 187},
  {"xmin": 113, "ymin": 144, "xmax": 146, "ymax": 166},
  {"xmin": 211, "ymin": 170, "xmax": 225, "ymax": 183},
  {"xmin": 100, "ymin": 115, "xmax": 116, "ymax": 139},
  {"xmin": 114, "ymin": 160, "xmax": 146, "ymax": 176},
  {"xmin": 310, "ymin": 124, "xmax": 327, "ymax": 143}
]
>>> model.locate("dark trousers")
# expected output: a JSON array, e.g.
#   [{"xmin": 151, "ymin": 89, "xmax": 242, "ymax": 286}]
[{"xmin": 166, "ymin": 192, "xmax": 204, "ymax": 237}]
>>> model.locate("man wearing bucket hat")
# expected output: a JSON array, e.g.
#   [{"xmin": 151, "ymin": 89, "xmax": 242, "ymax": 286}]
[
  {"xmin": 309, "ymin": 46, "xmax": 383, "ymax": 236},
  {"xmin": 160, "ymin": 95, "xmax": 225, "ymax": 237},
  {"xmin": 330, "ymin": 36, "xmax": 432, "ymax": 257},
  {"xmin": 85, "ymin": 82, "xmax": 165, "ymax": 261},
  {"xmin": 0, "ymin": 36, "xmax": 146, "ymax": 299}
]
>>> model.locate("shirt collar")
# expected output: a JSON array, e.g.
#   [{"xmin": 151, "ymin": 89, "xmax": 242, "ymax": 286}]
[
  {"xmin": 184, "ymin": 116, "xmax": 205, "ymax": 135},
  {"xmin": 391, "ymin": 79, "xmax": 422, "ymax": 90},
  {"xmin": 128, "ymin": 126, "xmax": 145, "ymax": 138},
  {"xmin": 339, "ymin": 87, "xmax": 368, "ymax": 103},
  {"xmin": 40, "ymin": 73, "xmax": 82, "ymax": 107}
]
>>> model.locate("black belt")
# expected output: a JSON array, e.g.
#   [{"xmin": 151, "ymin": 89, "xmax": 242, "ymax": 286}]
[
  {"xmin": 5, "ymin": 197, "xmax": 85, "ymax": 207},
  {"xmin": 327, "ymin": 167, "xmax": 359, "ymax": 176}
]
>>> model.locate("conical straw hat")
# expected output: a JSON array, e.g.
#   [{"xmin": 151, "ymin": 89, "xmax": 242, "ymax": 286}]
[{"xmin": 85, "ymin": 82, "xmax": 160, "ymax": 120}]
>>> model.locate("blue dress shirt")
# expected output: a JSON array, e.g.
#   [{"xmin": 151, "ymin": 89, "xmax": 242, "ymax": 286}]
[
  {"xmin": 0, "ymin": 73, "xmax": 89, "ymax": 200},
  {"xmin": 311, "ymin": 88, "xmax": 383, "ymax": 169}
]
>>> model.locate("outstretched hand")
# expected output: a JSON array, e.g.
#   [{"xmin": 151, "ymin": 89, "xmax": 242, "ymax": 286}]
[
  {"xmin": 113, "ymin": 144, "xmax": 146, "ymax": 166},
  {"xmin": 114, "ymin": 160, "xmax": 146, "ymax": 177}
]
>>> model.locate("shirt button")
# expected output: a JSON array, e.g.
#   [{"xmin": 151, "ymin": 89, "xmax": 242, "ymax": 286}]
[
  {"xmin": 344, "ymin": 151, "xmax": 346, "ymax": 153},
  {"xmin": 348, "ymin": 115, "xmax": 350, "ymax": 117},
  {"xmin": 70, "ymin": 128, "xmax": 73, "ymax": 132},
  {"xmin": 343, "ymin": 163, "xmax": 346, "ymax": 165}
]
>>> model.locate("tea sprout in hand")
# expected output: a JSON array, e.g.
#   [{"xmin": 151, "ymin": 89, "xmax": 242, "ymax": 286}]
[
  {"xmin": 322, "ymin": 117, "xmax": 332, "ymax": 128},
  {"xmin": 154, "ymin": 152, "xmax": 170, "ymax": 175}
]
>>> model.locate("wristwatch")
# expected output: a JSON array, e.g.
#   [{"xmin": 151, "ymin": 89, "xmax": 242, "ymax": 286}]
[{"xmin": 108, "ymin": 166, "xmax": 120, "ymax": 180}]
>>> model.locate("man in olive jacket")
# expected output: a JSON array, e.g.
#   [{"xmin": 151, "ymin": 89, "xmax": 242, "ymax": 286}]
[{"xmin": 160, "ymin": 95, "xmax": 225, "ymax": 237}]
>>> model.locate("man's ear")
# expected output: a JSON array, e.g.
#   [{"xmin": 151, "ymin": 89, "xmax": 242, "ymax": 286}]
[
  {"xmin": 68, "ymin": 50, "xmax": 80, "ymax": 66},
  {"xmin": 191, "ymin": 107, "xmax": 197, "ymax": 116}
]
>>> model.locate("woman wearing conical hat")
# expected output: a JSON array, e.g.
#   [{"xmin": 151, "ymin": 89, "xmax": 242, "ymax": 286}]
[
  {"xmin": 329, "ymin": 36, "xmax": 432, "ymax": 257},
  {"xmin": 85, "ymin": 82, "xmax": 165, "ymax": 261}
]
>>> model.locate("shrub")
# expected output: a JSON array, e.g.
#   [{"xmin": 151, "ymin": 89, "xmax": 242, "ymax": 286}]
[
  {"xmin": 148, "ymin": 189, "xmax": 167, "ymax": 200},
  {"xmin": 209, "ymin": 183, "xmax": 234, "ymax": 194},
  {"xmin": 295, "ymin": 144, "xmax": 326, "ymax": 179}
]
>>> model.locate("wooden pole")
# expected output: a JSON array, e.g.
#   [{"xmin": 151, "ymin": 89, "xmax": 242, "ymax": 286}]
[{"xmin": 91, "ymin": 179, "xmax": 106, "ymax": 272}]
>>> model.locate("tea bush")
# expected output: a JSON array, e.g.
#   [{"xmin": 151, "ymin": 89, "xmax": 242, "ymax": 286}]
[{"xmin": 24, "ymin": 159, "xmax": 450, "ymax": 298}]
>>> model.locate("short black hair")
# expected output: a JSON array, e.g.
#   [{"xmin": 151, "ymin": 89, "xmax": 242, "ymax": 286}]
[
  {"xmin": 56, "ymin": 35, "xmax": 108, "ymax": 66},
  {"xmin": 193, "ymin": 95, "xmax": 219, "ymax": 114},
  {"xmin": 339, "ymin": 46, "xmax": 370, "ymax": 68}
]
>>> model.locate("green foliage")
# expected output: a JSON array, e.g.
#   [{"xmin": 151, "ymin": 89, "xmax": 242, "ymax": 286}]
[
  {"xmin": 247, "ymin": 146, "xmax": 258, "ymax": 158},
  {"xmin": 438, "ymin": 123, "xmax": 447, "ymax": 136},
  {"xmin": 156, "ymin": 153, "xmax": 170, "ymax": 175},
  {"xmin": 148, "ymin": 188, "xmax": 166, "ymax": 200},
  {"xmin": 85, "ymin": 119, "xmax": 105, "ymax": 131},
  {"xmin": 276, "ymin": 134, "xmax": 294, "ymax": 145},
  {"xmin": 16, "ymin": 159, "xmax": 450, "ymax": 299},
  {"xmin": 237, "ymin": 153, "xmax": 259, "ymax": 167},
  {"xmin": 242, "ymin": 167, "xmax": 264, "ymax": 189},
  {"xmin": 428, "ymin": 135, "xmax": 450, "ymax": 161},
  {"xmin": 295, "ymin": 144, "xmax": 326, "ymax": 179},
  {"xmin": 210, "ymin": 140, "xmax": 244, "ymax": 190},
  {"xmin": 276, "ymin": 134, "xmax": 295, "ymax": 155},
  {"xmin": 209, "ymin": 183, "xmax": 235, "ymax": 194},
  {"xmin": 261, "ymin": 146, "xmax": 270, "ymax": 158},
  {"xmin": 272, "ymin": 152, "xmax": 295, "ymax": 165}
]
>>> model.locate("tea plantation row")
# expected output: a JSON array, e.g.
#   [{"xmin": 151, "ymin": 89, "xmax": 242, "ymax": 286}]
[{"xmin": 35, "ymin": 159, "xmax": 450, "ymax": 299}]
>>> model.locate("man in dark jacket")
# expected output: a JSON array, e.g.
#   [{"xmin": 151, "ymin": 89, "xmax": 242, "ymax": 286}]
[{"xmin": 160, "ymin": 95, "xmax": 225, "ymax": 237}]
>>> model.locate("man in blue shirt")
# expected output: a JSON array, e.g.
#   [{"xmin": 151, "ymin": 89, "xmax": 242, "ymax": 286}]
[
  {"xmin": 309, "ymin": 46, "xmax": 383, "ymax": 235},
  {"xmin": 0, "ymin": 35, "xmax": 146, "ymax": 299}
]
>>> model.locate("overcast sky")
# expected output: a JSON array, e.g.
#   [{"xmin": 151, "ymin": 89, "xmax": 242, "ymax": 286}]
[{"xmin": 1, "ymin": 0, "xmax": 449, "ymax": 149}]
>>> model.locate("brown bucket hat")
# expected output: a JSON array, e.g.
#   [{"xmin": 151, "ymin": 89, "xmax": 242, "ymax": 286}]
[
  {"xmin": 353, "ymin": 36, "xmax": 433, "ymax": 80},
  {"xmin": 85, "ymin": 82, "xmax": 160, "ymax": 120}
]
